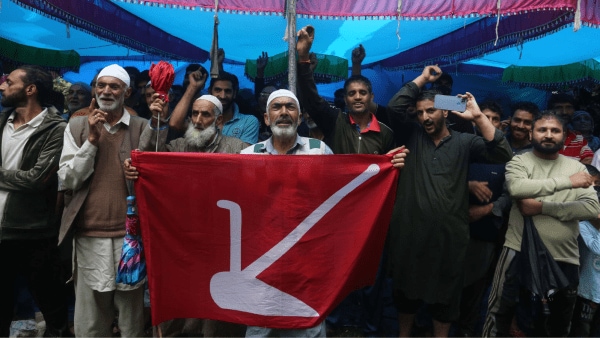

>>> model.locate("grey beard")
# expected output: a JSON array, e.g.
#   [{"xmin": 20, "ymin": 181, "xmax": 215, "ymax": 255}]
[
  {"xmin": 271, "ymin": 124, "xmax": 297, "ymax": 138},
  {"xmin": 96, "ymin": 93, "xmax": 124, "ymax": 112},
  {"xmin": 269, "ymin": 116, "xmax": 298, "ymax": 139},
  {"xmin": 185, "ymin": 123, "xmax": 217, "ymax": 149}
]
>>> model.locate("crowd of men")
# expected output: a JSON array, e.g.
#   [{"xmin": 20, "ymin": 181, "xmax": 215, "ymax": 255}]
[{"xmin": 1, "ymin": 24, "xmax": 600, "ymax": 337}]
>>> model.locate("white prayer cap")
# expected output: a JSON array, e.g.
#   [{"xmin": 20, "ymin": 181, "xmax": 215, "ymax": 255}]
[
  {"xmin": 267, "ymin": 89, "xmax": 300, "ymax": 113},
  {"xmin": 196, "ymin": 94, "xmax": 223, "ymax": 116},
  {"xmin": 97, "ymin": 64, "xmax": 130, "ymax": 88}
]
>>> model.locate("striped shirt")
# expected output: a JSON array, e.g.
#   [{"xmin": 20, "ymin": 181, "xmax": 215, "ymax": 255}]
[
  {"xmin": 241, "ymin": 135, "xmax": 333, "ymax": 155},
  {"xmin": 560, "ymin": 130, "xmax": 594, "ymax": 161}
]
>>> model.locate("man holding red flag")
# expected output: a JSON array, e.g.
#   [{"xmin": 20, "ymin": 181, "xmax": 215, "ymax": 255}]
[
  {"xmin": 124, "ymin": 93, "xmax": 247, "ymax": 337},
  {"xmin": 126, "ymin": 81, "xmax": 409, "ymax": 336},
  {"xmin": 240, "ymin": 87, "xmax": 407, "ymax": 337},
  {"xmin": 240, "ymin": 88, "xmax": 330, "ymax": 336}
]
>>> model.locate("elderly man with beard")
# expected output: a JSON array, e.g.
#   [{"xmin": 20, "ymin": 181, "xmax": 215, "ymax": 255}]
[
  {"xmin": 170, "ymin": 70, "xmax": 260, "ymax": 145},
  {"xmin": 241, "ymin": 89, "xmax": 332, "ymax": 156},
  {"xmin": 132, "ymin": 94, "xmax": 246, "ymax": 154},
  {"xmin": 57, "ymin": 64, "xmax": 147, "ymax": 337},
  {"xmin": 483, "ymin": 111, "xmax": 600, "ymax": 337},
  {"xmin": 124, "ymin": 93, "xmax": 247, "ymax": 337},
  {"xmin": 386, "ymin": 65, "xmax": 513, "ymax": 337},
  {"xmin": 241, "ymin": 88, "xmax": 331, "ymax": 337}
]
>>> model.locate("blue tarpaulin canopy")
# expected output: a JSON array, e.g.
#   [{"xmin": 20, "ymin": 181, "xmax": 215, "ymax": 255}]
[{"xmin": 2, "ymin": 0, "xmax": 599, "ymax": 107}]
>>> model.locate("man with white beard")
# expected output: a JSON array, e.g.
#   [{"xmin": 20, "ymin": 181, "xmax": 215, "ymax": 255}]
[
  {"xmin": 241, "ymin": 89, "xmax": 332, "ymax": 157},
  {"xmin": 124, "ymin": 93, "xmax": 248, "ymax": 337},
  {"xmin": 133, "ymin": 94, "xmax": 247, "ymax": 154},
  {"xmin": 241, "ymin": 89, "xmax": 332, "ymax": 337},
  {"xmin": 58, "ymin": 64, "xmax": 147, "ymax": 337}
]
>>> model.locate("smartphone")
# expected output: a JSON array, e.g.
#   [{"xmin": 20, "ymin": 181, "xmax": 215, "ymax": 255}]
[{"xmin": 434, "ymin": 94, "xmax": 466, "ymax": 112}]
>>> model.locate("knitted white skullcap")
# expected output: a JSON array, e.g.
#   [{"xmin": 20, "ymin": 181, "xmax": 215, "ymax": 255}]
[
  {"xmin": 97, "ymin": 64, "xmax": 130, "ymax": 88},
  {"xmin": 267, "ymin": 89, "xmax": 300, "ymax": 112},
  {"xmin": 196, "ymin": 94, "xmax": 223, "ymax": 116}
]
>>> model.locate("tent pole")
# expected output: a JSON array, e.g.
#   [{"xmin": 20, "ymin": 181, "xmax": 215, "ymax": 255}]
[{"xmin": 286, "ymin": 0, "xmax": 297, "ymax": 94}]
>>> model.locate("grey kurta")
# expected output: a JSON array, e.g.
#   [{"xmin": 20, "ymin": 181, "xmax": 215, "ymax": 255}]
[{"xmin": 386, "ymin": 82, "xmax": 512, "ymax": 305}]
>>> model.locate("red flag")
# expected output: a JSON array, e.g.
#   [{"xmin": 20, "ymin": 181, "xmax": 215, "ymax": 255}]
[{"xmin": 131, "ymin": 151, "xmax": 399, "ymax": 329}]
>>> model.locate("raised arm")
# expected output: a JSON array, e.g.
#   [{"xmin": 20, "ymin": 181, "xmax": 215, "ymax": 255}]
[
  {"xmin": 351, "ymin": 44, "xmax": 365, "ymax": 76},
  {"xmin": 387, "ymin": 65, "xmax": 442, "ymax": 121},
  {"xmin": 458, "ymin": 92, "xmax": 496, "ymax": 142},
  {"xmin": 169, "ymin": 70, "xmax": 207, "ymax": 131},
  {"xmin": 254, "ymin": 51, "xmax": 268, "ymax": 101},
  {"xmin": 296, "ymin": 25, "xmax": 338, "ymax": 137},
  {"xmin": 58, "ymin": 99, "xmax": 110, "ymax": 190}
]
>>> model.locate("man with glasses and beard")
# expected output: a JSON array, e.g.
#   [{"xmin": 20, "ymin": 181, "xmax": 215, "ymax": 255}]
[
  {"xmin": 483, "ymin": 111, "xmax": 600, "ymax": 337},
  {"xmin": 130, "ymin": 94, "xmax": 246, "ymax": 154}
]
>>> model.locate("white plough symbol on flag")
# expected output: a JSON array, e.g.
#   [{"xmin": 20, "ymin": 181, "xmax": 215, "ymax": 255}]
[{"xmin": 210, "ymin": 164, "xmax": 381, "ymax": 317}]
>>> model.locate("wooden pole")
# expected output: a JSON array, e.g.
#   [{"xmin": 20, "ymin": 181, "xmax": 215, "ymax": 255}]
[{"xmin": 286, "ymin": 0, "xmax": 297, "ymax": 94}]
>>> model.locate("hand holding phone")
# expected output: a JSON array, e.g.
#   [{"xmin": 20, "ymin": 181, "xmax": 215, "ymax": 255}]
[{"xmin": 434, "ymin": 94, "xmax": 467, "ymax": 113}]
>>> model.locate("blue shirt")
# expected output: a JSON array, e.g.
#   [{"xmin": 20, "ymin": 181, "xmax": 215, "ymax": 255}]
[
  {"xmin": 578, "ymin": 220, "xmax": 600, "ymax": 303},
  {"xmin": 222, "ymin": 103, "xmax": 260, "ymax": 144}
]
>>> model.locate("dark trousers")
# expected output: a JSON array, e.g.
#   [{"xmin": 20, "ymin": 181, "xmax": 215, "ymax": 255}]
[
  {"xmin": 0, "ymin": 238, "xmax": 68, "ymax": 337},
  {"xmin": 531, "ymin": 286, "xmax": 578, "ymax": 337},
  {"xmin": 570, "ymin": 297, "xmax": 599, "ymax": 337},
  {"xmin": 484, "ymin": 247, "xmax": 578, "ymax": 337}
]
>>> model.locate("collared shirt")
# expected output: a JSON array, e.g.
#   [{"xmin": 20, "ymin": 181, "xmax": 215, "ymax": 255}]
[
  {"xmin": 221, "ymin": 103, "xmax": 260, "ymax": 144},
  {"xmin": 348, "ymin": 113, "xmax": 381, "ymax": 134},
  {"xmin": 58, "ymin": 109, "xmax": 131, "ymax": 191},
  {"xmin": 240, "ymin": 134, "xmax": 333, "ymax": 155},
  {"xmin": 0, "ymin": 109, "xmax": 48, "ymax": 223}
]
